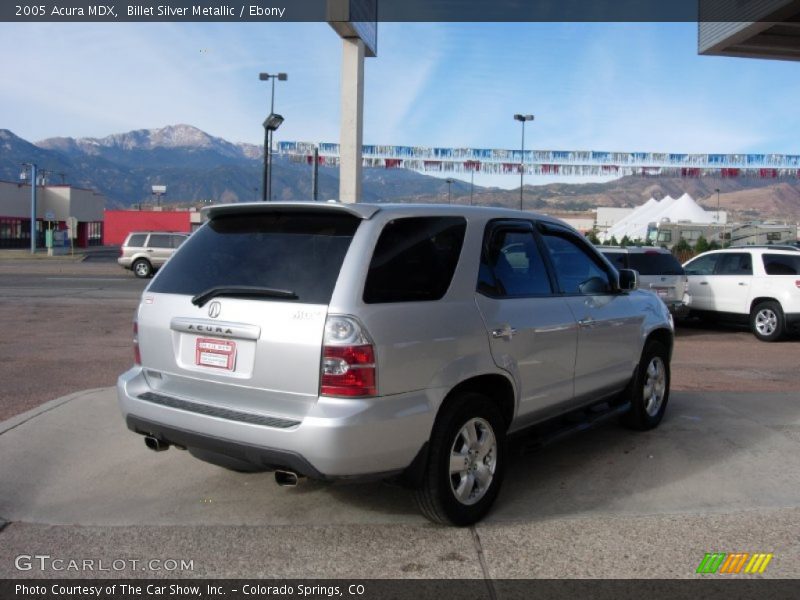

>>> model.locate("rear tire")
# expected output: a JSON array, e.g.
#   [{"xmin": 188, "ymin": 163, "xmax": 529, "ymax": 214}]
[
  {"xmin": 621, "ymin": 340, "xmax": 670, "ymax": 431},
  {"xmin": 414, "ymin": 392, "xmax": 506, "ymax": 526},
  {"xmin": 750, "ymin": 301, "xmax": 785, "ymax": 342},
  {"xmin": 133, "ymin": 258, "xmax": 153, "ymax": 279}
]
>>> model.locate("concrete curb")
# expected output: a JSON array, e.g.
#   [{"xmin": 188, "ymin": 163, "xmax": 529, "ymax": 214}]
[{"xmin": 0, "ymin": 387, "xmax": 110, "ymax": 436}]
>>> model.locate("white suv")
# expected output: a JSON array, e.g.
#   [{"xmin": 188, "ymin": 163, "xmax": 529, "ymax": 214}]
[{"xmin": 683, "ymin": 248, "xmax": 800, "ymax": 341}]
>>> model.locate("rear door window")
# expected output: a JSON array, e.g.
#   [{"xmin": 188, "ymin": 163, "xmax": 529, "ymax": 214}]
[
  {"xmin": 716, "ymin": 253, "xmax": 752, "ymax": 275},
  {"xmin": 363, "ymin": 216, "xmax": 466, "ymax": 303},
  {"xmin": 478, "ymin": 225, "xmax": 553, "ymax": 297},
  {"xmin": 148, "ymin": 234, "xmax": 172, "ymax": 249},
  {"xmin": 149, "ymin": 212, "xmax": 360, "ymax": 305},
  {"xmin": 763, "ymin": 253, "xmax": 800, "ymax": 275},
  {"xmin": 170, "ymin": 235, "xmax": 187, "ymax": 248}
]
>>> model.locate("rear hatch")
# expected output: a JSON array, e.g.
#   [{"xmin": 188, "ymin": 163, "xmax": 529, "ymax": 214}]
[
  {"xmin": 629, "ymin": 251, "xmax": 686, "ymax": 304},
  {"xmin": 137, "ymin": 207, "xmax": 362, "ymax": 421}
]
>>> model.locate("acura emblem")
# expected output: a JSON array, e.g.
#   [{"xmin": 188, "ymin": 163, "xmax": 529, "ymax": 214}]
[{"xmin": 208, "ymin": 301, "xmax": 221, "ymax": 319}]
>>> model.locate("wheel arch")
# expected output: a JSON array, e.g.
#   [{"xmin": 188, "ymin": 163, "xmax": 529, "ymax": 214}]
[
  {"xmin": 645, "ymin": 327, "xmax": 674, "ymax": 361},
  {"xmin": 750, "ymin": 296, "xmax": 782, "ymax": 313},
  {"xmin": 440, "ymin": 373, "xmax": 516, "ymax": 431}
]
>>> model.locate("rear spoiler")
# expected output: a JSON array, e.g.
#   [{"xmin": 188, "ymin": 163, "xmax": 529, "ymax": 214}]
[{"xmin": 203, "ymin": 201, "xmax": 381, "ymax": 220}]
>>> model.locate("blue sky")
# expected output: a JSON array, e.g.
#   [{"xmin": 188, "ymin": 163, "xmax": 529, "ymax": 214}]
[{"xmin": 2, "ymin": 22, "xmax": 800, "ymax": 188}]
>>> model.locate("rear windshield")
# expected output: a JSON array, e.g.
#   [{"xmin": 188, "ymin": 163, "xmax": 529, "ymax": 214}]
[
  {"xmin": 628, "ymin": 252, "xmax": 684, "ymax": 276},
  {"xmin": 149, "ymin": 212, "xmax": 359, "ymax": 304},
  {"xmin": 600, "ymin": 251, "xmax": 627, "ymax": 270},
  {"xmin": 763, "ymin": 253, "xmax": 800, "ymax": 275}
]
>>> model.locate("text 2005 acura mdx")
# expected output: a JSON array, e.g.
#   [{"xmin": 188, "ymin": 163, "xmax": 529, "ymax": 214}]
[{"xmin": 118, "ymin": 202, "xmax": 674, "ymax": 525}]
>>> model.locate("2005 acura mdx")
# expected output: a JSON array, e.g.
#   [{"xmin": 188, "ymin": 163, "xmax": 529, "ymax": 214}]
[{"xmin": 118, "ymin": 202, "xmax": 674, "ymax": 525}]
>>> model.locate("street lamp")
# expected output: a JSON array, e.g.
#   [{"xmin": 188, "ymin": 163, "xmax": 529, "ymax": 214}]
[
  {"xmin": 514, "ymin": 113, "xmax": 534, "ymax": 211},
  {"xmin": 19, "ymin": 163, "xmax": 38, "ymax": 254},
  {"xmin": 445, "ymin": 178, "xmax": 454, "ymax": 204},
  {"xmin": 259, "ymin": 72, "xmax": 288, "ymax": 201}
]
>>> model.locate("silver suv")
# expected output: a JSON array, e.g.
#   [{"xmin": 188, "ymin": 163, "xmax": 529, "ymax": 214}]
[
  {"xmin": 118, "ymin": 232, "xmax": 189, "ymax": 278},
  {"xmin": 117, "ymin": 203, "xmax": 674, "ymax": 525},
  {"xmin": 598, "ymin": 246, "xmax": 690, "ymax": 318}
]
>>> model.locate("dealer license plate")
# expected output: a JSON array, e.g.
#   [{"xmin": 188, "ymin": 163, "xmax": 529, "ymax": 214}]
[{"xmin": 195, "ymin": 338, "xmax": 237, "ymax": 370}]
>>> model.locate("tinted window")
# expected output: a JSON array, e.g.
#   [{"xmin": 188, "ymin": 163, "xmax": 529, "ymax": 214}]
[
  {"xmin": 628, "ymin": 252, "xmax": 684, "ymax": 276},
  {"xmin": 127, "ymin": 234, "xmax": 147, "ymax": 247},
  {"xmin": 541, "ymin": 230, "xmax": 612, "ymax": 294},
  {"xmin": 684, "ymin": 254, "xmax": 719, "ymax": 276},
  {"xmin": 716, "ymin": 253, "xmax": 752, "ymax": 275},
  {"xmin": 478, "ymin": 228, "xmax": 552, "ymax": 297},
  {"xmin": 763, "ymin": 253, "xmax": 800, "ymax": 275},
  {"xmin": 600, "ymin": 251, "xmax": 628, "ymax": 270},
  {"xmin": 170, "ymin": 235, "xmax": 187, "ymax": 248},
  {"xmin": 148, "ymin": 234, "xmax": 172, "ymax": 249},
  {"xmin": 149, "ymin": 212, "xmax": 359, "ymax": 304},
  {"xmin": 363, "ymin": 217, "xmax": 466, "ymax": 303}
]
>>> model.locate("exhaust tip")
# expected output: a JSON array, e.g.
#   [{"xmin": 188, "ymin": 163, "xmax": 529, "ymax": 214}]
[
  {"xmin": 274, "ymin": 469, "xmax": 299, "ymax": 487},
  {"xmin": 144, "ymin": 435, "xmax": 169, "ymax": 452}
]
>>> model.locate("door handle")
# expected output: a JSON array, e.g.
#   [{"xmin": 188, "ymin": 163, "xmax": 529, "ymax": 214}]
[
  {"xmin": 738, "ymin": 282, "xmax": 748, "ymax": 286},
  {"xmin": 578, "ymin": 317, "xmax": 595, "ymax": 328},
  {"xmin": 699, "ymin": 281, "xmax": 708, "ymax": 285},
  {"xmin": 491, "ymin": 326, "xmax": 517, "ymax": 340}
]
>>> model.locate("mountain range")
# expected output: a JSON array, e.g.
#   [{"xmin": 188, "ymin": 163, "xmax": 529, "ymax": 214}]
[{"xmin": 2, "ymin": 124, "xmax": 800, "ymax": 221}]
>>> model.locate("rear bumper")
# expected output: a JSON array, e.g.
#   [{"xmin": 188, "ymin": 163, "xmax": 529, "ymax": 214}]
[
  {"xmin": 117, "ymin": 367, "xmax": 436, "ymax": 479},
  {"xmin": 117, "ymin": 257, "xmax": 132, "ymax": 269}
]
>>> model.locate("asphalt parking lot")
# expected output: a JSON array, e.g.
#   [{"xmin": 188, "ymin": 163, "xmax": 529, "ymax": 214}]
[{"xmin": 0, "ymin": 259, "xmax": 798, "ymax": 579}]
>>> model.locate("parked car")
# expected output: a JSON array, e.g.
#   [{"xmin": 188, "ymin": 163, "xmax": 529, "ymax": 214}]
[
  {"xmin": 683, "ymin": 248, "xmax": 800, "ymax": 341},
  {"xmin": 598, "ymin": 246, "xmax": 690, "ymax": 317},
  {"xmin": 118, "ymin": 232, "xmax": 189, "ymax": 278},
  {"xmin": 117, "ymin": 202, "xmax": 674, "ymax": 525}
]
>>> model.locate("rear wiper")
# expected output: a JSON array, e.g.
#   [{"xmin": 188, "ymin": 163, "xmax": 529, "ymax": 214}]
[{"xmin": 191, "ymin": 286, "xmax": 298, "ymax": 307}]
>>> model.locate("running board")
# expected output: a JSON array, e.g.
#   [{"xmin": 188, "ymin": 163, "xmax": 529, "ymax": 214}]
[{"xmin": 513, "ymin": 401, "xmax": 632, "ymax": 455}]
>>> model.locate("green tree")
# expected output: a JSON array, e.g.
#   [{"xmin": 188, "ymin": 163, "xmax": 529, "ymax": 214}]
[
  {"xmin": 585, "ymin": 230, "xmax": 600, "ymax": 245},
  {"xmin": 694, "ymin": 235, "xmax": 710, "ymax": 253},
  {"xmin": 673, "ymin": 238, "xmax": 692, "ymax": 253},
  {"xmin": 708, "ymin": 240, "xmax": 721, "ymax": 251},
  {"xmin": 620, "ymin": 235, "xmax": 631, "ymax": 247},
  {"xmin": 608, "ymin": 235, "xmax": 619, "ymax": 247}
]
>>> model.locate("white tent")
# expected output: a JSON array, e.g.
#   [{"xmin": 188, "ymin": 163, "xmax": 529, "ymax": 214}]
[{"xmin": 600, "ymin": 194, "xmax": 717, "ymax": 242}]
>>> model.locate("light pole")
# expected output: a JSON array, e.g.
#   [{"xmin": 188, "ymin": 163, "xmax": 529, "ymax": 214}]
[
  {"xmin": 514, "ymin": 114, "xmax": 534, "ymax": 211},
  {"xmin": 259, "ymin": 72, "xmax": 287, "ymax": 201},
  {"xmin": 19, "ymin": 163, "xmax": 38, "ymax": 254},
  {"xmin": 445, "ymin": 178, "xmax": 454, "ymax": 204},
  {"xmin": 469, "ymin": 168, "xmax": 474, "ymax": 206}
]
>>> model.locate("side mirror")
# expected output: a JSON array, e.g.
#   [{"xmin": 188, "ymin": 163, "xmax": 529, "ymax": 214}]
[{"xmin": 618, "ymin": 268, "xmax": 639, "ymax": 291}]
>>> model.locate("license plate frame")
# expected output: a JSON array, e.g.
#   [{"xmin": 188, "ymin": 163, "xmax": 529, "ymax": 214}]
[{"xmin": 195, "ymin": 337, "xmax": 237, "ymax": 370}]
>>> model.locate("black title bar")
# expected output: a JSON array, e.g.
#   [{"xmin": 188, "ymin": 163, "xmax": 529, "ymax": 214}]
[{"xmin": 0, "ymin": 0, "xmax": 783, "ymax": 23}]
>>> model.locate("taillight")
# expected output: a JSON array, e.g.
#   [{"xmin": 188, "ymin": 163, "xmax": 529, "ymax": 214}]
[
  {"xmin": 133, "ymin": 320, "xmax": 141, "ymax": 366},
  {"xmin": 796, "ymin": 280, "xmax": 800, "ymax": 289},
  {"xmin": 320, "ymin": 316, "xmax": 376, "ymax": 397}
]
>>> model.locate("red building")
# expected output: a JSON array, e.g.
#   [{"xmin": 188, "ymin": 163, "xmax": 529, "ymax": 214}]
[{"xmin": 104, "ymin": 209, "xmax": 194, "ymax": 245}]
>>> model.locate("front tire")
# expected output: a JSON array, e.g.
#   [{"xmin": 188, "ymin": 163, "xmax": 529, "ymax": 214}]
[
  {"xmin": 133, "ymin": 258, "xmax": 153, "ymax": 279},
  {"xmin": 621, "ymin": 340, "xmax": 671, "ymax": 431},
  {"xmin": 414, "ymin": 392, "xmax": 506, "ymax": 526},
  {"xmin": 750, "ymin": 301, "xmax": 785, "ymax": 342}
]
